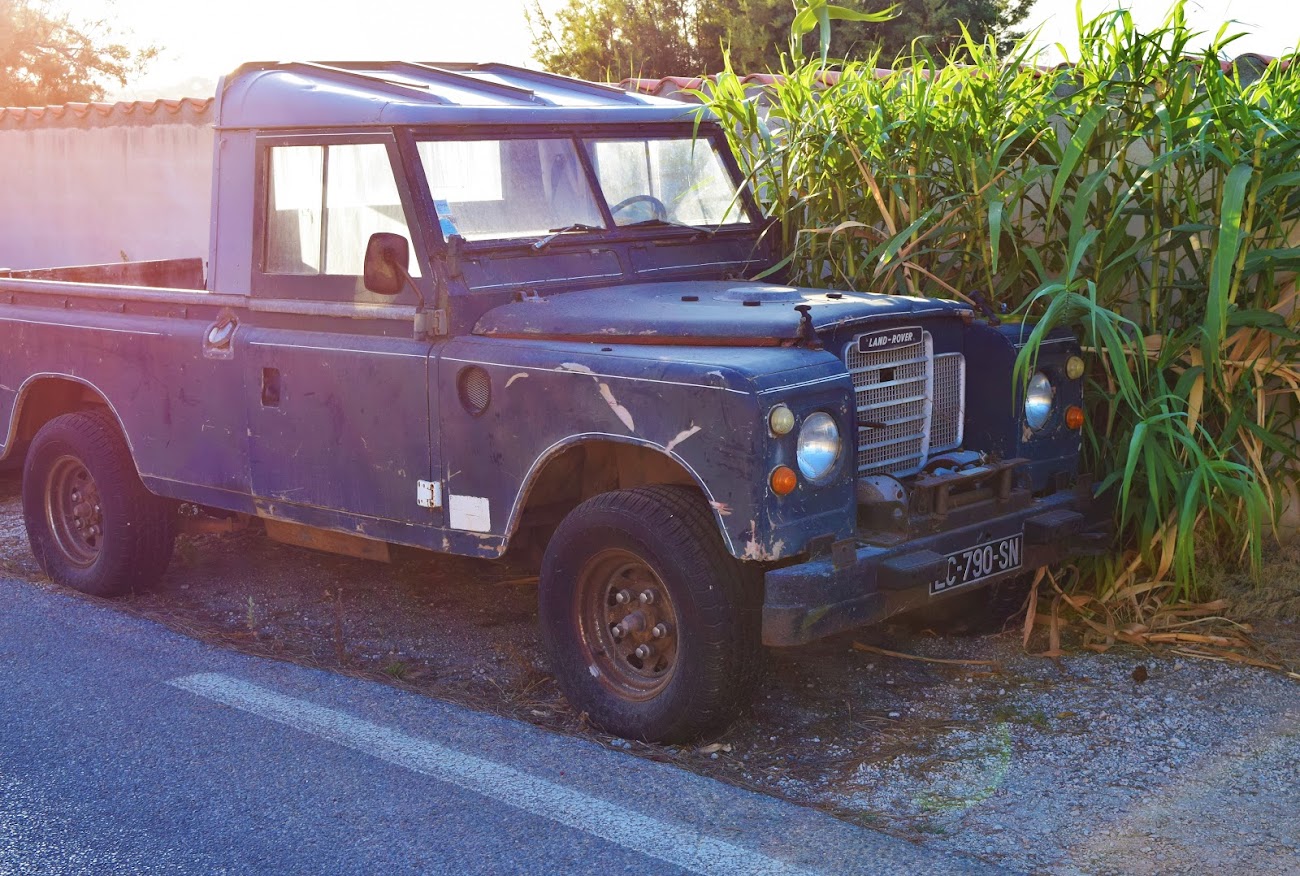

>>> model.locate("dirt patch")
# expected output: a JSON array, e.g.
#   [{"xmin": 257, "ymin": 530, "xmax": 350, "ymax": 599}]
[{"xmin": 2, "ymin": 470, "xmax": 1297, "ymax": 874}]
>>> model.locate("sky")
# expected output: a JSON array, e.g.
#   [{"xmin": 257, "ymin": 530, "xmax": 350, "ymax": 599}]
[{"xmin": 59, "ymin": 0, "xmax": 1300, "ymax": 98}]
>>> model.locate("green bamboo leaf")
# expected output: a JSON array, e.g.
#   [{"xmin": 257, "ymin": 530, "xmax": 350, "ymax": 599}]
[
  {"xmin": 1255, "ymin": 170, "xmax": 1300, "ymax": 196},
  {"xmin": 1242, "ymin": 247, "xmax": 1300, "ymax": 275},
  {"xmin": 1203, "ymin": 163, "xmax": 1254, "ymax": 371},
  {"xmin": 988, "ymin": 199, "xmax": 1004, "ymax": 274},
  {"xmin": 1047, "ymin": 102, "xmax": 1107, "ymax": 220},
  {"xmin": 1066, "ymin": 229, "xmax": 1099, "ymax": 283},
  {"xmin": 790, "ymin": 1, "xmax": 898, "ymax": 64}
]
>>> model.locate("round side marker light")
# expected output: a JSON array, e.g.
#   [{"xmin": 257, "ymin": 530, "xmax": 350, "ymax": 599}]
[
  {"xmin": 769, "ymin": 405, "xmax": 796, "ymax": 436},
  {"xmin": 1066, "ymin": 356, "xmax": 1086, "ymax": 380},
  {"xmin": 770, "ymin": 466, "xmax": 798, "ymax": 496},
  {"xmin": 1065, "ymin": 405, "xmax": 1085, "ymax": 430}
]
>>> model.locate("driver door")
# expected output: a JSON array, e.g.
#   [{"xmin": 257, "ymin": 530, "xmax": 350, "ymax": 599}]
[{"xmin": 243, "ymin": 136, "xmax": 441, "ymax": 531}]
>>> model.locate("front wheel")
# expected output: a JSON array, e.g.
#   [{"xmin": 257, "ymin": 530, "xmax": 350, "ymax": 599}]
[
  {"xmin": 22, "ymin": 409, "xmax": 176, "ymax": 596},
  {"xmin": 539, "ymin": 486, "xmax": 762, "ymax": 742}
]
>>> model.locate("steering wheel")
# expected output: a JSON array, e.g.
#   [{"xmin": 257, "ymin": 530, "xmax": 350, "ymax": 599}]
[{"xmin": 609, "ymin": 194, "xmax": 669, "ymax": 222}]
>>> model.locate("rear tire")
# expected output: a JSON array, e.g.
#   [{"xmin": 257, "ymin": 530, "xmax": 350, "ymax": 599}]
[
  {"xmin": 22, "ymin": 409, "xmax": 175, "ymax": 596},
  {"xmin": 539, "ymin": 485, "xmax": 762, "ymax": 742}
]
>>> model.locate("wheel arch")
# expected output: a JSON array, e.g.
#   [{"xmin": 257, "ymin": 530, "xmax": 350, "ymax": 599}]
[
  {"xmin": 1, "ymin": 374, "xmax": 135, "ymax": 465},
  {"xmin": 505, "ymin": 434, "xmax": 737, "ymax": 556}
]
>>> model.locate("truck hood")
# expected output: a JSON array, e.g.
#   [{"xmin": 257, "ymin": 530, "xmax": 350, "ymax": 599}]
[{"xmin": 473, "ymin": 281, "xmax": 970, "ymax": 346}]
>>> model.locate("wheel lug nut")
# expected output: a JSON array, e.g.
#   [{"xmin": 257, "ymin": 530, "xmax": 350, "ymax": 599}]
[
  {"xmin": 614, "ymin": 589, "xmax": 632, "ymax": 605},
  {"xmin": 638, "ymin": 589, "xmax": 656, "ymax": 605},
  {"xmin": 634, "ymin": 644, "xmax": 654, "ymax": 660},
  {"xmin": 611, "ymin": 623, "xmax": 625, "ymax": 640},
  {"xmin": 652, "ymin": 623, "xmax": 669, "ymax": 639},
  {"xmin": 75, "ymin": 520, "xmax": 84, "ymax": 529}
]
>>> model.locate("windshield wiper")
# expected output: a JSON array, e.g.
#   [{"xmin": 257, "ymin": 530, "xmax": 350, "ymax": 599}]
[
  {"xmin": 532, "ymin": 223, "xmax": 604, "ymax": 250},
  {"xmin": 622, "ymin": 218, "xmax": 717, "ymax": 237}
]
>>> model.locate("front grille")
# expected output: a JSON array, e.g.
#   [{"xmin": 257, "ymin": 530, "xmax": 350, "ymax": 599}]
[
  {"xmin": 845, "ymin": 331, "xmax": 965, "ymax": 477},
  {"xmin": 931, "ymin": 352, "xmax": 965, "ymax": 451}
]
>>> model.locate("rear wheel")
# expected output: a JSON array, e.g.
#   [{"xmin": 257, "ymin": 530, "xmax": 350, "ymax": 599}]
[
  {"xmin": 22, "ymin": 410, "xmax": 175, "ymax": 596},
  {"xmin": 539, "ymin": 485, "xmax": 762, "ymax": 742}
]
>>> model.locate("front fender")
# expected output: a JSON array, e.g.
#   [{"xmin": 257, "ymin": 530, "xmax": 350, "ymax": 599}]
[{"xmin": 436, "ymin": 337, "xmax": 856, "ymax": 561}]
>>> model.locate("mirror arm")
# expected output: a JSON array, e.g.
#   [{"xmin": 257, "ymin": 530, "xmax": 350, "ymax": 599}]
[{"xmin": 395, "ymin": 263, "xmax": 448, "ymax": 340}]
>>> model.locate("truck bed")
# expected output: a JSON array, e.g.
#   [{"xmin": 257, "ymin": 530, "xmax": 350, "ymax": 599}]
[{"xmin": 0, "ymin": 258, "xmax": 206, "ymax": 290}]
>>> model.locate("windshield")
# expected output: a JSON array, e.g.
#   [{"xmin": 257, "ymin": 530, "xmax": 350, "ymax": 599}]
[
  {"xmin": 414, "ymin": 134, "xmax": 753, "ymax": 243},
  {"xmin": 584, "ymin": 137, "xmax": 753, "ymax": 228},
  {"xmin": 417, "ymin": 138, "xmax": 605, "ymax": 241}
]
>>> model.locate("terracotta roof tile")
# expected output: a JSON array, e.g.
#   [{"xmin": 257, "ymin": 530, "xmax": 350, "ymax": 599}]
[
  {"xmin": 0, "ymin": 96, "xmax": 213, "ymax": 130},
  {"xmin": 620, "ymin": 54, "xmax": 1289, "ymax": 97}
]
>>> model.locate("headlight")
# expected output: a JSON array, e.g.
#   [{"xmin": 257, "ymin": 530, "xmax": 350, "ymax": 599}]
[
  {"xmin": 796, "ymin": 412, "xmax": 841, "ymax": 480},
  {"xmin": 1024, "ymin": 372, "xmax": 1054, "ymax": 430}
]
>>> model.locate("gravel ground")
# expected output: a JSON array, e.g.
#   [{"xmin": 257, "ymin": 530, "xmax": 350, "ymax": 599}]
[{"xmin": 0, "ymin": 471, "xmax": 1296, "ymax": 875}]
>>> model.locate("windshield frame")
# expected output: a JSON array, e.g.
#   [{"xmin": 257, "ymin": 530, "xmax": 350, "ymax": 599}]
[{"xmin": 402, "ymin": 123, "xmax": 761, "ymax": 252}]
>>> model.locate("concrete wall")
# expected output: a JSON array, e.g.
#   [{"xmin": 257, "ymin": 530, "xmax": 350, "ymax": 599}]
[{"xmin": 0, "ymin": 102, "xmax": 214, "ymax": 271}]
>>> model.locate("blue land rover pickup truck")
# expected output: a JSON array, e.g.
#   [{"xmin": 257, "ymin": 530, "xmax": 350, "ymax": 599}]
[{"xmin": 0, "ymin": 62, "xmax": 1101, "ymax": 741}]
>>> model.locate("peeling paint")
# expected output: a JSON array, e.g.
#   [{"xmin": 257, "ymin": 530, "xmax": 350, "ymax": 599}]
[
  {"xmin": 557, "ymin": 362, "xmax": 595, "ymax": 375},
  {"xmin": 742, "ymin": 538, "xmax": 786, "ymax": 561},
  {"xmin": 709, "ymin": 500, "xmax": 733, "ymax": 517},
  {"xmin": 741, "ymin": 519, "xmax": 785, "ymax": 561},
  {"xmin": 598, "ymin": 383, "xmax": 635, "ymax": 432},
  {"xmin": 505, "ymin": 372, "xmax": 529, "ymax": 388},
  {"xmin": 664, "ymin": 423, "xmax": 701, "ymax": 453}
]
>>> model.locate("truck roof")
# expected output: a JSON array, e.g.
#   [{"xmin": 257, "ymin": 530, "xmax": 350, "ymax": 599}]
[{"xmin": 216, "ymin": 61, "xmax": 705, "ymax": 130}]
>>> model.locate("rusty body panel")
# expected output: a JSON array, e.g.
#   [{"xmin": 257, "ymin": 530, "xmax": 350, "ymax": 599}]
[{"xmin": 263, "ymin": 518, "xmax": 392, "ymax": 562}]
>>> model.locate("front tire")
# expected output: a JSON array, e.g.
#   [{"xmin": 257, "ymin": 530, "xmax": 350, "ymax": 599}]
[
  {"xmin": 539, "ymin": 485, "xmax": 762, "ymax": 742},
  {"xmin": 22, "ymin": 409, "xmax": 175, "ymax": 596}
]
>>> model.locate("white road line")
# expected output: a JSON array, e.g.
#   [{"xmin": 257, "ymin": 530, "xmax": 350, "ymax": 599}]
[{"xmin": 168, "ymin": 672, "xmax": 820, "ymax": 876}]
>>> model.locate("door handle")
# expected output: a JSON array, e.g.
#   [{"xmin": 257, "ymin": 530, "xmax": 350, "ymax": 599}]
[{"xmin": 202, "ymin": 314, "xmax": 237, "ymax": 360}]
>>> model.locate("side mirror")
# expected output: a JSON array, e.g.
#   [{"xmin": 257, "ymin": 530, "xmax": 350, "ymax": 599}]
[{"xmin": 363, "ymin": 232, "xmax": 410, "ymax": 296}]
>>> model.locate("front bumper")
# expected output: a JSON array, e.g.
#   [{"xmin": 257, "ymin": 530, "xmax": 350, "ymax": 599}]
[{"xmin": 762, "ymin": 485, "xmax": 1106, "ymax": 646}]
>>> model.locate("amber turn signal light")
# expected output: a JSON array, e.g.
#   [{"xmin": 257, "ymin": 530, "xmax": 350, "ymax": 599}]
[
  {"xmin": 770, "ymin": 465, "xmax": 798, "ymax": 495},
  {"xmin": 1065, "ymin": 405, "xmax": 1085, "ymax": 430}
]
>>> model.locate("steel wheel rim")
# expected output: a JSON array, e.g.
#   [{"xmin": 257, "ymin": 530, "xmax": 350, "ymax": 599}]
[
  {"xmin": 576, "ymin": 548, "xmax": 680, "ymax": 701},
  {"xmin": 44, "ymin": 454, "xmax": 103, "ymax": 568}
]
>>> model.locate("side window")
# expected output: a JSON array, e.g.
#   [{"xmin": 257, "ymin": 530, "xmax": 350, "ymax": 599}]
[
  {"xmin": 264, "ymin": 143, "xmax": 419, "ymax": 277},
  {"xmin": 266, "ymin": 146, "xmax": 323, "ymax": 274}
]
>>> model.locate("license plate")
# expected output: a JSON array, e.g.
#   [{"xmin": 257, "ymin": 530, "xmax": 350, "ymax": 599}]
[{"xmin": 929, "ymin": 533, "xmax": 1024, "ymax": 596}]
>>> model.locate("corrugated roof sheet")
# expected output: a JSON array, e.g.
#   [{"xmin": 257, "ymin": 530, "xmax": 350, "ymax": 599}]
[{"xmin": 0, "ymin": 97, "xmax": 213, "ymax": 130}]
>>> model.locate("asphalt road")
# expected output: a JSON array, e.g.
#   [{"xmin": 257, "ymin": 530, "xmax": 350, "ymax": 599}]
[{"xmin": 0, "ymin": 579, "xmax": 1006, "ymax": 876}]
